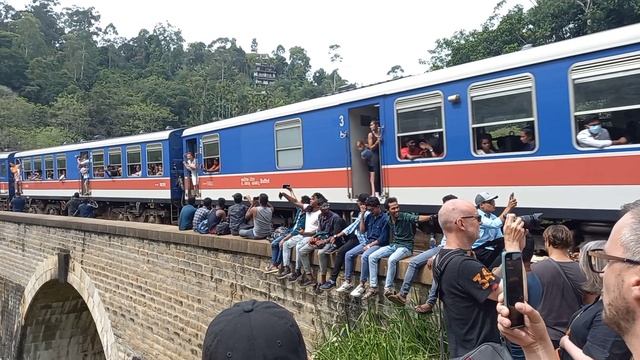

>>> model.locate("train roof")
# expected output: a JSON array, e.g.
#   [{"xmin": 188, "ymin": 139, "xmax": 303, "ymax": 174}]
[
  {"xmin": 183, "ymin": 22, "xmax": 640, "ymax": 137},
  {"xmin": 0, "ymin": 152, "xmax": 14, "ymax": 160},
  {"xmin": 16, "ymin": 129, "xmax": 180, "ymax": 157}
]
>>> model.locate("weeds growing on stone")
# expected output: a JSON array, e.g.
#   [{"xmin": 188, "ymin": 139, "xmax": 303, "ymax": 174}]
[{"xmin": 314, "ymin": 305, "xmax": 445, "ymax": 360}]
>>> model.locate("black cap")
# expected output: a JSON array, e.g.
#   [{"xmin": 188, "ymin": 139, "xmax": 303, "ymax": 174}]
[{"xmin": 202, "ymin": 300, "xmax": 307, "ymax": 360}]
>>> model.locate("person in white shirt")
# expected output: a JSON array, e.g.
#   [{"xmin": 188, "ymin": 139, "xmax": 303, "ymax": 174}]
[{"xmin": 576, "ymin": 116, "xmax": 627, "ymax": 148}]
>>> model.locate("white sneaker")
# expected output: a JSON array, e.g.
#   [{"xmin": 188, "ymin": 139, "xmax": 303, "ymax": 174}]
[
  {"xmin": 336, "ymin": 282, "xmax": 354, "ymax": 293},
  {"xmin": 350, "ymin": 284, "xmax": 366, "ymax": 298}
]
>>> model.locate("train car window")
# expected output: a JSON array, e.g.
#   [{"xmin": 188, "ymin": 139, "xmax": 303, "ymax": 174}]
[
  {"xmin": 56, "ymin": 154, "xmax": 66, "ymax": 180},
  {"xmin": 108, "ymin": 148, "xmax": 122, "ymax": 177},
  {"xmin": 22, "ymin": 159, "xmax": 31, "ymax": 180},
  {"xmin": 0, "ymin": 162, "xmax": 6, "ymax": 178},
  {"xmin": 202, "ymin": 134, "xmax": 220, "ymax": 173},
  {"xmin": 146, "ymin": 143, "xmax": 163, "ymax": 176},
  {"xmin": 92, "ymin": 150, "xmax": 105, "ymax": 178},
  {"xmin": 274, "ymin": 119, "xmax": 303, "ymax": 169},
  {"xmin": 469, "ymin": 75, "xmax": 537, "ymax": 155},
  {"xmin": 126, "ymin": 146, "xmax": 142, "ymax": 177},
  {"xmin": 32, "ymin": 157, "xmax": 42, "ymax": 180},
  {"xmin": 395, "ymin": 92, "xmax": 445, "ymax": 160},
  {"xmin": 44, "ymin": 155, "xmax": 54, "ymax": 180},
  {"xmin": 571, "ymin": 53, "xmax": 640, "ymax": 148}
]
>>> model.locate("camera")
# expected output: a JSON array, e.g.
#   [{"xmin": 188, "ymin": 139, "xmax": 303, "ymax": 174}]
[
  {"xmin": 278, "ymin": 192, "xmax": 285, "ymax": 199},
  {"xmin": 521, "ymin": 213, "xmax": 543, "ymax": 230}
]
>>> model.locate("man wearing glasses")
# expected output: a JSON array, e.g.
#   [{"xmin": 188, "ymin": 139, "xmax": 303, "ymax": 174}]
[
  {"xmin": 434, "ymin": 199, "xmax": 525, "ymax": 358},
  {"xmin": 472, "ymin": 192, "xmax": 518, "ymax": 268},
  {"xmin": 497, "ymin": 200, "xmax": 640, "ymax": 359}
]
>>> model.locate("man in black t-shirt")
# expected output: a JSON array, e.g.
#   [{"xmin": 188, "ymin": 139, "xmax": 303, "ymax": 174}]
[{"xmin": 435, "ymin": 199, "xmax": 525, "ymax": 358}]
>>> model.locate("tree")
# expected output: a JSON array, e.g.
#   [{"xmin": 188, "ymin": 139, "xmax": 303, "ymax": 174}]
[
  {"xmin": 27, "ymin": 0, "xmax": 64, "ymax": 48},
  {"xmin": 286, "ymin": 46, "xmax": 311, "ymax": 81},
  {"xmin": 328, "ymin": 44, "xmax": 342, "ymax": 92},
  {"xmin": 10, "ymin": 12, "xmax": 48, "ymax": 59},
  {"xmin": 0, "ymin": 31, "xmax": 28, "ymax": 89},
  {"xmin": 387, "ymin": 65, "xmax": 404, "ymax": 79},
  {"xmin": 48, "ymin": 93, "xmax": 89, "ymax": 135}
]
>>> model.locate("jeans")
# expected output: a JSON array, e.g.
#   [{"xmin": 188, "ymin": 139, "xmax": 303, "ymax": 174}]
[
  {"xmin": 282, "ymin": 235, "xmax": 303, "ymax": 268},
  {"xmin": 239, "ymin": 228, "xmax": 266, "ymax": 239},
  {"xmin": 270, "ymin": 234, "xmax": 289, "ymax": 265},
  {"xmin": 295, "ymin": 237, "xmax": 312, "ymax": 272},
  {"xmin": 368, "ymin": 245, "xmax": 412, "ymax": 288},
  {"xmin": 358, "ymin": 245, "xmax": 381, "ymax": 283},
  {"xmin": 399, "ymin": 246, "xmax": 442, "ymax": 296},
  {"xmin": 330, "ymin": 235, "xmax": 359, "ymax": 282}
]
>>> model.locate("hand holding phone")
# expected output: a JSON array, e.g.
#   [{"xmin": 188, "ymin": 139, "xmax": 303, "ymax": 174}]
[{"xmin": 501, "ymin": 251, "xmax": 526, "ymax": 328}]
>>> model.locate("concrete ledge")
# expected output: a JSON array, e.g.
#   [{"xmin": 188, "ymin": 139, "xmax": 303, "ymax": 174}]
[{"xmin": 0, "ymin": 212, "xmax": 432, "ymax": 285}]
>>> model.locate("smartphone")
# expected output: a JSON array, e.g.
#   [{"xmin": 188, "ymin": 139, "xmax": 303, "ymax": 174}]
[
  {"xmin": 509, "ymin": 192, "xmax": 515, "ymax": 200},
  {"xmin": 501, "ymin": 251, "xmax": 526, "ymax": 328},
  {"xmin": 282, "ymin": 184, "xmax": 291, "ymax": 189}
]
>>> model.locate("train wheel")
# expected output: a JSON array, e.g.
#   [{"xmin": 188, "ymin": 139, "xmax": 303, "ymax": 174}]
[{"xmin": 45, "ymin": 205, "xmax": 60, "ymax": 216}]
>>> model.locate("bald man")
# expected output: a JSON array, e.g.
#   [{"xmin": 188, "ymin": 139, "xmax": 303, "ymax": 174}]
[{"xmin": 434, "ymin": 199, "xmax": 525, "ymax": 358}]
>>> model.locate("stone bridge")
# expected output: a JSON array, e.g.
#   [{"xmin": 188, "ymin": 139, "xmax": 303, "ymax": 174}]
[{"xmin": 0, "ymin": 212, "xmax": 433, "ymax": 360}]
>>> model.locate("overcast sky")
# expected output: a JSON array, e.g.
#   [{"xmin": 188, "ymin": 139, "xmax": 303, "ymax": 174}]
[{"xmin": 8, "ymin": 0, "xmax": 531, "ymax": 85}]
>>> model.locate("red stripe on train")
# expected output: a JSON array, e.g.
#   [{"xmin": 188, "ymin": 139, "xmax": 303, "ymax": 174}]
[
  {"xmin": 22, "ymin": 178, "xmax": 170, "ymax": 190},
  {"xmin": 201, "ymin": 155, "xmax": 640, "ymax": 189}
]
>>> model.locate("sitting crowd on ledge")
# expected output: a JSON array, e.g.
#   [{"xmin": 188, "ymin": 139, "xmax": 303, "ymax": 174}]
[{"xmin": 180, "ymin": 188, "xmax": 638, "ymax": 360}]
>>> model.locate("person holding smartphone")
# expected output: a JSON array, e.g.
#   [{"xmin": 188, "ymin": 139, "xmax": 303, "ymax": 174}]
[{"xmin": 433, "ymin": 199, "xmax": 525, "ymax": 358}]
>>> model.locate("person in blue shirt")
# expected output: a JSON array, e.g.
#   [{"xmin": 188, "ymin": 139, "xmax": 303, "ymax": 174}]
[
  {"xmin": 77, "ymin": 198, "xmax": 98, "ymax": 218},
  {"xmin": 178, "ymin": 196, "xmax": 197, "ymax": 230},
  {"xmin": 472, "ymin": 192, "xmax": 517, "ymax": 268},
  {"xmin": 9, "ymin": 193, "xmax": 26, "ymax": 212},
  {"xmin": 347, "ymin": 196, "xmax": 390, "ymax": 298}
]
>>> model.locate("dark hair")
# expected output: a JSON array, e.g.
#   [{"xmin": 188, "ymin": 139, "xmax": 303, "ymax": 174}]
[
  {"xmin": 233, "ymin": 193, "xmax": 242, "ymax": 204},
  {"xmin": 522, "ymin": 236, "xmax": 535, "ymax": 263},
  {"xmin": 187, "ymin": 196, "xmax": 196, "ymax": 206},
  {"xmin": 384, "ymin": 197, "xmax": 398, "ymax": 209},
  {"xmin": 300, "ymin": 195, "xmax": 311, "ymax": 204},
  {"xmin": 365, "ymin": 196, "xmax": 380, "ymax": 207},
  {"xmin": 203, "ymin": 197, "xmax": 213, "ymax": 209},
  {"xmin": 543, "ymin": 225, "xmax": 573, "ymax": 250},
  {"xmin": 73, "ymin": 192, "xmax": 80, "ymax": 198},
  {"xmin": 357, "ymin": 193, "xmax": 369, "ymax": 203},
  {"xmin": 442, "ymin": 194, "xmax": 457, "ymax": 203},
  {"xmin": 370, "ymin": 120, "xmax": 379, "ymax": 126},
  {"xmin": 477, "ymin": 134, "xmax": 496, "ymax": 151},
  {"xmin": 521, "ymin": 127, "xmax": 535, "ymax": 141},
  {"xmin": 259, "ymin": 193, "xmax": 268, "ymax": 206},
  {"xmin": 312, "ymin": 192, "xmax": 326, "ymax": 202},
  {"xmin": 217, "ymin": 197, "xmax": 226, "ymax": 208}
]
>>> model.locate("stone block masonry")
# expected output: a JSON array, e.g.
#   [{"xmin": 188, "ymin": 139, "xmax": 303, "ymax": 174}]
[{"xmin": 0, "ymin": 212, "xmax": 433, "ymax": 360}]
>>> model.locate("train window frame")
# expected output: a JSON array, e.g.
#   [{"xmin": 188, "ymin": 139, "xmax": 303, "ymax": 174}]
[
  {"xmin": 274, "ymin": 118, "xmax": 303, "ymax": 170},
  {"xmin": 92, "ymin": 150, "xmax": 105, "ymax": 178},
  {"xmin": 22, "ymin": 158, "xmax": 31, "ymax": 180},
  {"xmin": 569, "ymin": 51, "xmax": 640, "ymax": 151},
  {"xmin": 44, "ymin": 155, "xmax": 54, "ymax": 180},
  {"xmin": 468, "ymin": 73, "xmax": 539, "ymax": 157},
  {"xmin": 33, "ymin": 157, "xmax": 42, "ymax": 180},
  {"xmin": 126, "ymin": 145, "xmax": 142, "ymax": 177},
  {"xmin": 56, "ymin": 154, "xmax": 66, "ymax": 180},
  {"xmin": 0, "ymin": 162, "xmax": 6, "ymax": 180},
  {"xmin": 393, "ymin": 91, "xmax": 446, "ymax": 162},
  {"xmin": 202, "ymin": 134, "xmax": 221, "ymax": 174},
  {"xmin": 108, "ymin": 147, "xmax": 122, "ymax": 177},
  {"xmin": 146, "ymin": 143, "xmax": 163, "ymax": 177}
]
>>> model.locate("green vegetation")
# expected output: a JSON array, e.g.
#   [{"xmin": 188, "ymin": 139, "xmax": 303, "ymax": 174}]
[
  {"xmin": 314, "ymin": 306, "xmax": 444, "ymax": 360},
  {"xmin": 0, "ymin": 0, "xmax": 638, "ymax": 150}
]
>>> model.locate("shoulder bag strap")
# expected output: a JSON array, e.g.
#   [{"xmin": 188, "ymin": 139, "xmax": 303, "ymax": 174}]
[{"xmin": 548, "ymin": 258, "xmax": 583, "ymax": 305}]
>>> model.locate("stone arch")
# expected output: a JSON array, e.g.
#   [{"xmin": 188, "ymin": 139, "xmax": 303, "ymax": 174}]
[{"xmin": 17, "ymin": 254, "xmax": 119, "ymax": 360}]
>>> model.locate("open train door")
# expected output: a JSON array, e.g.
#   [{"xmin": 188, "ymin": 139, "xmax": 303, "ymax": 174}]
[{"xmin": 347, "ymin": 104, "xmax": 382, "ymax": 198}]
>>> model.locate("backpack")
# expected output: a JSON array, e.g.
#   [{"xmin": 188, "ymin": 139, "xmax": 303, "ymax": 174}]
[
  {"xmin": 215, "ymin": 221, "xmax": 231, "ymax": 235},
  {"xmin": 195, "ymin": 218, "xmax": 210, "ymax": 234}
]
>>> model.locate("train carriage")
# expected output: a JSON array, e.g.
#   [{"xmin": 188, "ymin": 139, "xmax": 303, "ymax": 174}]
[
  {"xmin": 15, "ymin": 130, "xmax": 184, "ymax": 221},
  {"xmin": 183, "ymin": 23, "xmax": 640, "ymax": 223},
  {"xmin": 0, "ymin": 152, "xmax": 16, "ymax": 210}
]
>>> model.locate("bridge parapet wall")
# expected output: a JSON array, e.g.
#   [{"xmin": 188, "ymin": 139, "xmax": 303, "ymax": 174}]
[{"xmin": 0, "ymin": 212, "xmax": 432, "ymax": 359}]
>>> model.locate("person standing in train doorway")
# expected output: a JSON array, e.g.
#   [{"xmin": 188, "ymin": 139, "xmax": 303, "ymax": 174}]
[
  {"xmin": 367, "ymin": 120, "xmax": 382, "ymax": 197},
  {"xmin": 183, "ymin": 152, "xmax": 198, "ymax": 198}
]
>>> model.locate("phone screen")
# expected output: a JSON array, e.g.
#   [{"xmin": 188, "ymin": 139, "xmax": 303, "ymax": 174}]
[{"xmin": 503, "ymin": 252, "xmax": 525, "ymax": 328}]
